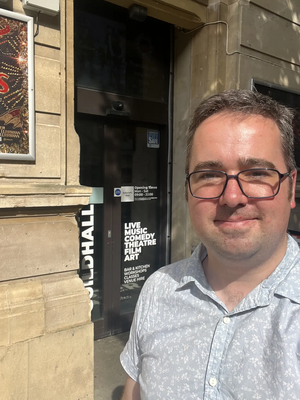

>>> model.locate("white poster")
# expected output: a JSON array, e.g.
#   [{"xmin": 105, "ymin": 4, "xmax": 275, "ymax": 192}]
[{"xmin": 121, "ymin": 186, "xmax": 134, "ymax": 202}]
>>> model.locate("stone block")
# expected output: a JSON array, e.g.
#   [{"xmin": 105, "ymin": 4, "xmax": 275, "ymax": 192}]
[
  {"xmin": 0, "ymin": 308, "xmax": 9, "ymax": 348},
  {"xmin": 0, "ymin": 215, "xmax": 79, "ymax": 281},
  {"xmin": 241, "ymin": 4, "xmax": 300, "ymax": 64},
  {"xmin": 9, "ymin": 281, "xmax": 45, "ymax": 344},
  {"xmin": 34, "ymin": 15, "xmax": 61, "ymax": 49},
  {"xmin": 0, "ymin": 281, "xmax": 45, "ymax": 346},
  {"xmin": 250, "ymin": 0, "xmax": 300, "ymax": 24},
  {"xmin": 35, "ymin": 55, "xmax": 61, "ymax": 114},
  {"xmin": 8, "ymin": 280, "xmax": 43, "ymax": 304},
  {"xmin": 28, "ymin": 324, "xmax": 94, "ymax": 400},
  {"xmin": 34, "ymin": 123, "xmax": 61, "ymax": 178},
  {"xmin": 10, "ymin": 300, "xmax": 45, "ymax": 344},
  {"xmin": 0, "ymin": 114, "xmax": 61, "ymax": 179},
  {"xmin": 0, "ymin": 285, "xmax": 9, "ymax": 347},
  {"xmin": 0, "ymin": 341, "xmax": 29, "ymax": 400},
  {"xmin": 44, "ymin": 276, "xmax": 91, "ymax": 333},
  {"xmin": 43, "ymin": 274, "xmax": 85, "ymax": 298}
]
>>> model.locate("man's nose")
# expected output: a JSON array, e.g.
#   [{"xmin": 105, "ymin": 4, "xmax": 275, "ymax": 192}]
[{"xmin": 218, "ymin": 176, "xmax": 248, "ymax": 207}]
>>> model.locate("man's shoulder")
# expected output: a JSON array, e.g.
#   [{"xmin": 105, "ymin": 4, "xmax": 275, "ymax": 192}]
[
  {"xmin": 143, "ymin": 245, "xmax": 202, "ymax": 294},
  {"xmin": 275, "ymin": 236, "xmax": 300, "ymax": 304},
  {"xmin": 146, "ymin": 256, "xmax": 191, "ymax": 288},
  {"xmin": 134, "ymin": 250, "xmax": 202, "ymax": 323},
  {"xmin": 276, "ymin": 258, "xmax": 300, "ymax": 304}
]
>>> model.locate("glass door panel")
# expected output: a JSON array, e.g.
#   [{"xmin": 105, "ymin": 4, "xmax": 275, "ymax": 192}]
[
  {"xmin": 77, "ymin": 117, "xmax": 168, "ymax": 337},
  {"xmin": 120, "ymin": 126, "xmax": 161, "ymax": 315}
]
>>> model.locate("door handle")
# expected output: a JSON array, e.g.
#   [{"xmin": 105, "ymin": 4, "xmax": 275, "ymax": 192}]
[
  {"xmin": 106, "ymin": 109, "xmax": 130, "ymax": 117},
  {"xmin": 106, "ymin": 101, "xmax": 130, "ymax": 117}
]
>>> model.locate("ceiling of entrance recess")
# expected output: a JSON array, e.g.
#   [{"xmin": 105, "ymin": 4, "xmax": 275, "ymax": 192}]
[{"xmin": 104, "ymin": 0, "xmax": 208, "ymax": 29}]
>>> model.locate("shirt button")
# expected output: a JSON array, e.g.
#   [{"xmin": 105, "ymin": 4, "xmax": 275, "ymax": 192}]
[
  {"xmin": 209, "ymin": 377, "xmax": 217, "ymax": 387},
  {"xmin": 223, "ymin": 316, "xmax": 230, "ymax": 324}
]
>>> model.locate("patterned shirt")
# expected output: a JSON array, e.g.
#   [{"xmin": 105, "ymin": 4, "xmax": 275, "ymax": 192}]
[{"xmin": 120, "ymin": 235, "xmax": 300, "ymax": 400}]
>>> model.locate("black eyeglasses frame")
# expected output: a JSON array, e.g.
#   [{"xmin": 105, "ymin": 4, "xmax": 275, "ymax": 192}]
[{"xmin": 186, "ymin": 168, "xmax": 290, "ymax": 200}]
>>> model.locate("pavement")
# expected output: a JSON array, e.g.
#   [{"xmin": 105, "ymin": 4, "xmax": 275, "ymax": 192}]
[{"xmin": 94, "ymin": 331, "xmax": 130, "ymax": 400}]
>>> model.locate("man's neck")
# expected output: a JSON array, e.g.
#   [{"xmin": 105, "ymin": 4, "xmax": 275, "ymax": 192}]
[{"xmin": 202, "ymin": 245, "xmax": 287, "ymax": 311}]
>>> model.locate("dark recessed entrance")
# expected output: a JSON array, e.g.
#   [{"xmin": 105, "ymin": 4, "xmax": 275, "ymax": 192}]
[{"xmin": 74, "ymin": 0, "xmax": 172, "ymax": 339}]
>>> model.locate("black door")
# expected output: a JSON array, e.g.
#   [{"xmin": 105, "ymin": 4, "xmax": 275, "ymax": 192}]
[
  {"xmin": 77, "ymin": 117, "xmax": 169, "ymax": 338},
  {"xmin": 75, "ymin": 0, "xmax": 171, "ymax": 338}
]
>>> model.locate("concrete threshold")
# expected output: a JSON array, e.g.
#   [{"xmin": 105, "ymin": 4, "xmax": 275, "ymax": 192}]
[{"xmin": 94, "ymin": 331, "xmax": 129, "ymax": 400}]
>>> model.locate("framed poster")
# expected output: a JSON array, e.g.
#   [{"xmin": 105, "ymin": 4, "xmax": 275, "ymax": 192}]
[{"xmin": 0, "ymin": 9, "xmax": 34, "ymax": 160}]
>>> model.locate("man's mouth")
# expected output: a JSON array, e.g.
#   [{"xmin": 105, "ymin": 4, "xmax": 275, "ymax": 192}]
[
  {"xmin": 215, "ymin": 217, "xmax": 256, "ymax": 222},
  {"xmin": 214, "ymin": 216, "xmax": 258, "ymax": 227}
]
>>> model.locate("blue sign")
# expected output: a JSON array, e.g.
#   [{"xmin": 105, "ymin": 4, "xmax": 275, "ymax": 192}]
[
  {"xmin": 115, "ymin": 188, "xmax": 121, "ymax": 197},
  {"xmin": 147, "ymin": 130, "xmax": 160, "ymax": 148}
]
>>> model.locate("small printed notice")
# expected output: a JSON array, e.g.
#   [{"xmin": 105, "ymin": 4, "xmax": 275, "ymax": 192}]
[
  {"xmin": 123, "ymin": 264, "xmax": 151, "ymax": 284},
  {"xmin": 121, "ymin": 186, "xmax": 134, "ymax": 202},
  {"xmin": 147, "ymin": 130, "xmax": 160, "ymax": 148},
  {"xmin": 134, "ymin": 185, "xmax": 157, "ymax": 201},
  {"xmin": 124, "ymin": 221, "xmax": 156, "ymax": 262},
  {"xmin": 114, "ymin": 188, "xmax": 121, "ymax": 197}
]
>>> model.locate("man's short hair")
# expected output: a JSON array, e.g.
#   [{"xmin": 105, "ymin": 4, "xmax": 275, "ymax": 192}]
[{"xmin": 186, "ymin": 89, "xmax": 296, "ymax": 176}]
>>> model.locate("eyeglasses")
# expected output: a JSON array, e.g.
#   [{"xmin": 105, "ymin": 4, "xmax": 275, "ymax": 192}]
[{"xmin": 186, "ymin": 168, "xmax": 290, "ymax": 200}]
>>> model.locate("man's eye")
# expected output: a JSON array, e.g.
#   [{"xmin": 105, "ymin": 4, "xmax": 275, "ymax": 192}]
[
  {"xmin": 243, "ymin": 170, "xmax": 271, "ymax": 179},
  {"xmin": 197, "ymin": 173, "xmax": 221, "ymax": 180}
]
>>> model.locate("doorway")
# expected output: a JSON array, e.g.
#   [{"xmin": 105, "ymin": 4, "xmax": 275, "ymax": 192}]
[
  {"xmin": 74, "ymin": 0, "xmax": 172, "ymax": 338},
  {"xmin": 77, "ymin": 117, "xmax": 168, "ymax": 337}
]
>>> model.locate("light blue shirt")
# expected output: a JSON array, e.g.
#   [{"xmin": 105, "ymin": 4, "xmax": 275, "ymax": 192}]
[{"xmin": 120, "ymin": 235, "xmax": 300, "ymax": 399}]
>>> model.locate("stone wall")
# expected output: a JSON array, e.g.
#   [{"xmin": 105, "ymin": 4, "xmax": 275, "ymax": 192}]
[
  {"xmin": 171, "ymin": 0, "xmax": 300, "ymax": 260},
  {"xmin": 0, "ymin": 0, "xmax": 93, "ymax": 398}
]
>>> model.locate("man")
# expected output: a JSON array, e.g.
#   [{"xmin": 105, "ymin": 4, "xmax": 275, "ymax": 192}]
[{"xmin": 120, "ymin": 90, "xmax": 300, "ymax": 399}]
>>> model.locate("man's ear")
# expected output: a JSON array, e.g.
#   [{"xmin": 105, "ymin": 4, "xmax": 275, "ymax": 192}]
[{"xmin": 290, "ymin": 169, "xmax": 297, "ymax": 209}]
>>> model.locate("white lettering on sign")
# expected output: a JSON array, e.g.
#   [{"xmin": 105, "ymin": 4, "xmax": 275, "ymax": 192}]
[
  {"xmin": 123, "ymin": 264, "xmax": 151, "ymax": 284},
  {"xmin": 134, "ymin": 186, "xmax": 158, "ymax": 201},
  {"xmin": 80, "ymin": 204, "xmax": 94, "ymax": 310},
  {"xmin": 123, "ymin": 222, "xmax": 156, "ymax": 262}
]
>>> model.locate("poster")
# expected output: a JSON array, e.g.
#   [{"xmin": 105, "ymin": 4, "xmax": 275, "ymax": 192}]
[{"xmin": 0, "ymin": 9, "xmax": 34, "ymax": 160}]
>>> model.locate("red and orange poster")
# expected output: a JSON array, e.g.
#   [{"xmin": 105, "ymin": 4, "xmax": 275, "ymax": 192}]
[{"xmin": 0, "ymin": 15, "xmax": 29, "ymax": 156}]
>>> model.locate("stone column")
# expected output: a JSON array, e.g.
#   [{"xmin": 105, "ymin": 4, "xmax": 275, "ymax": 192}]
[{"xmin": 0, "ymin": 0, "xmax": 94, "ymax": 398}]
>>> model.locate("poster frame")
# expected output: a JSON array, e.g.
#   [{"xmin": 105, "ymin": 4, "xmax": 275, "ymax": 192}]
[{"xmin": 0, "ymin": 8, "xmax": 35, "ymax": 161}]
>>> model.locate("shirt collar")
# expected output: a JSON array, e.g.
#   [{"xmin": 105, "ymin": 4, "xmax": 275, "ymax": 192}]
[
  {"xmin": 178, "ymin": 244, "xmax": 207, "ymax": 289},
  {"xmin": 178, "ymin": 244, "xmax": 217, "ymax": 300},
  {"xmin": 178, "ymin": 234, "xmax": 300, "ymax": 307},
  {"xmin": 271, "ymin": 235, "xmax": 300, "ymax": 304}
]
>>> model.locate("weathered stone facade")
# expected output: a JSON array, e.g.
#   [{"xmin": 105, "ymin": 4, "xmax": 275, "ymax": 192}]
[
  {"xmin": 171, "ymin": 0, "xmax": 300, "ymax": 260},
  {"xmin": 1, "ymin": 0, "xmax": 300, "ymax": 398},
  {"xmin": 0, "ymin": 0, "xmax": 93, "ymax": 398}
]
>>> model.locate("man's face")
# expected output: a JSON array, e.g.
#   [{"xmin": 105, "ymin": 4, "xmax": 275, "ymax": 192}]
[{"xmin": 188, "ymin": 112, "xmax": 297, "ymax": 263}]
